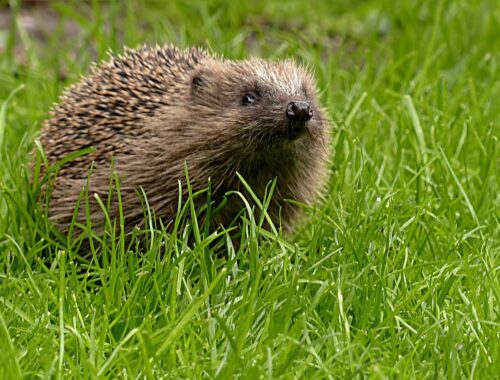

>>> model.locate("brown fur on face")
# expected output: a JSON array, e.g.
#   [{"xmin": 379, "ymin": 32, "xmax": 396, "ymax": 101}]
[{"xmin": 39, "ymin": 45, "xmax": 331, "ymax": 236}]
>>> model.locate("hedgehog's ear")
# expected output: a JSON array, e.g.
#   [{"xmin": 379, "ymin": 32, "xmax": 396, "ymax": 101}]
[{"xmin": 191, "ymin": 69, "xmax": 208, "ymax": 92}]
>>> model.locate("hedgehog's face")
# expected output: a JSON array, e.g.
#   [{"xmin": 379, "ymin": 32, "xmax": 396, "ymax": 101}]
[{"xmin": 189, "ymin": 58, "xmax": 327, "ymax": 151}]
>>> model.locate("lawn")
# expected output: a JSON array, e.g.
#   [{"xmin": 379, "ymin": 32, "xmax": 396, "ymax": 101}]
[{"xmin": 0, "ymin": 0, "xmax": 499, "ymax": 378}]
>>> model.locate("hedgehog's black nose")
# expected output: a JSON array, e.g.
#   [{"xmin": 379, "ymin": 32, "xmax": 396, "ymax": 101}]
[{"xmin": 286, "ymin": 101, "xmax": 313, "ymax": 123}]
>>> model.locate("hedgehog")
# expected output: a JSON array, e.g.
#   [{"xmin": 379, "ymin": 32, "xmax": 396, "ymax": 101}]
[{"xmin": 38, "ymin": 45, "xmax": 331, "ymax": 241}]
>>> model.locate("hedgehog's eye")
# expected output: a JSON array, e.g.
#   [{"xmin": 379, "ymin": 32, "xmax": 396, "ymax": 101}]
[{"xmin": 241, "ymin": 92, "xmax": 257, "ymax": 106}]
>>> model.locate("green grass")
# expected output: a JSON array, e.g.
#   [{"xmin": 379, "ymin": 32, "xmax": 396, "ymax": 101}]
[{"xmin": 1, "ymin": 0, "xmax": 499, "ymax": 378}]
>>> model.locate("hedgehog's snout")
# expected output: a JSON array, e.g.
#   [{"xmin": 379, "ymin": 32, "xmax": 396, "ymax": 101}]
[
  {"xmin": 286, "ymin": 101, "xmax": 313, "ymax": 123},
  {"xmin": 285, "ymin": 101, "xmax": 313, "ymax": 139}
]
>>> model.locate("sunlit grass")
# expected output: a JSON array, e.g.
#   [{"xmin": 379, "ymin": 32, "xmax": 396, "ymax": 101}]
[{"xmin": 0, "ymin": 0, "xmax": 499, "ymax": 378}]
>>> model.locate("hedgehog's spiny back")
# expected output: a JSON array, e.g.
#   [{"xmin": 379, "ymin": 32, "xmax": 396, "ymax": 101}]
[
  {"xmin": 96, "ymin": 45, "xmax": 206, "ymax": 105},
  {"xmin": 40, "ymin": 45, "xmax": 207, "ymax": 176}
]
